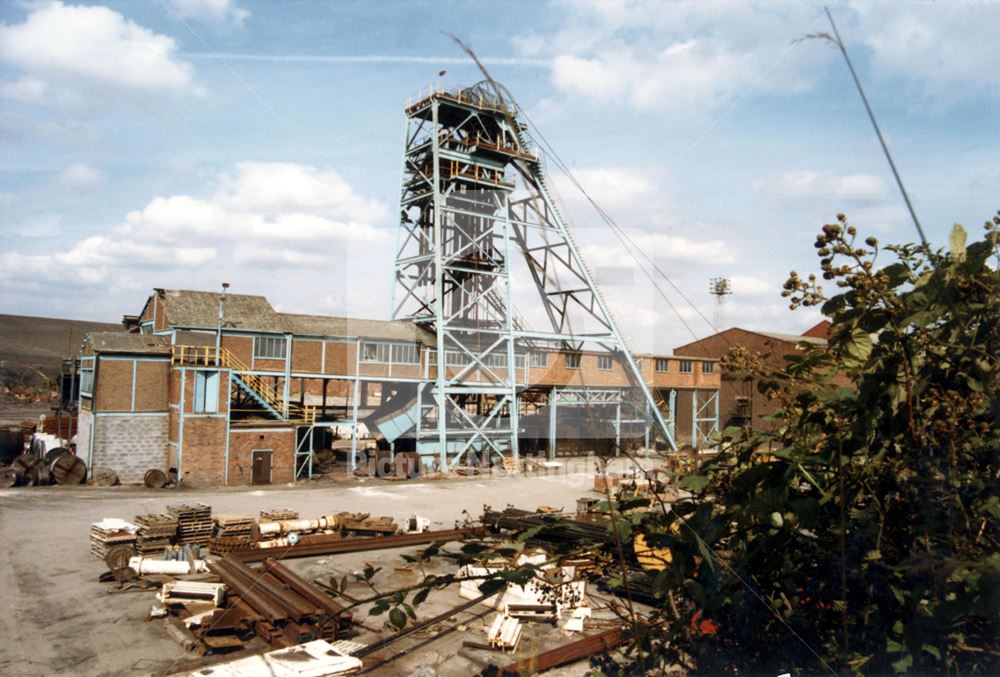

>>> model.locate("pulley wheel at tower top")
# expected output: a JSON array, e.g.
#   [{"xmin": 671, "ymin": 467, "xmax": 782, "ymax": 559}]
[{"xmin": 51, "ymin": 453, "xmax": 87, "ymax": 485}]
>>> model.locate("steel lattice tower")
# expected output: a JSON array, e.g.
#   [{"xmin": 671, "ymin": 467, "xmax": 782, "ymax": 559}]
[{"xmin": 392, "ymin": 82, "xmax": 675, "ymax": 468}]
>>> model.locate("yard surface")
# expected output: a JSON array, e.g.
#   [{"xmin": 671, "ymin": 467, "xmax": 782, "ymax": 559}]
[{"xmin": 0, "ymin": 456, "xmax": 649, "ymax": 676}]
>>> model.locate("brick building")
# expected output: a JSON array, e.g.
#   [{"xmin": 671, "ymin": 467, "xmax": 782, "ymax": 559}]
[
  {"xmin": 673, "ymin": 322, "xmax": 830, "ymax": 431},
  {"xmin": 79, "ymin": 288, "xmax": 720, "ymax": 486}
]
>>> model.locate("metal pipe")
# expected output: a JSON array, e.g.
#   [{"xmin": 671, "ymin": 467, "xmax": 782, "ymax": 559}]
[
  {"xmin": 257, "ymin": 515, "xmax": 339, "ymax": 536},
  {"xmin": 129, "ymin": 556, "xmax": 209, "ymax": 575}
]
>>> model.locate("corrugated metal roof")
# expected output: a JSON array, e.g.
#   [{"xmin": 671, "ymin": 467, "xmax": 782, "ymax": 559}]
[{"xmin": 87, "ymin": 332, "xmax": 171, "ymax": 354}]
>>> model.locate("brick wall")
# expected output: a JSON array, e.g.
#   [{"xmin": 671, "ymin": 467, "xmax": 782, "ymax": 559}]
[
  {"xmin": 329, "ymin": 342, "xmax": 352, "ymax": 374},
  {"xmin": 135, "ymin": 360, "xmax": 169, "ymax": 410},
  {"xmin": 222, "ymin": 335, "xmax": 254, "ymax": 365},
  {"xmin": 91, "ymin": 414, "xmax": 169, "ymax": 483},
  {"xmin": 95, "ymin": 359, "xmax": 133, "ymax": 411},
  {"xmin": 673, "ymin": 328, "xmax": 819, "ymax": 432},
  {"xmin": 291, "ymin": 339, "xmax": 323, "ymax": 373},
  {"xmin": 227, "ymin": 428, "xmax": 295, "ymax": 486},
  {"xmin": 178, "ymin": 416, "xmax": 227, "ymax": 486}
]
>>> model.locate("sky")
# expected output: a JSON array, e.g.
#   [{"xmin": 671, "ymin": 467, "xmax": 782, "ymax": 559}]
[{"xmin": 1, "ymin": 0, "xmax": 997, "ymax": 353}]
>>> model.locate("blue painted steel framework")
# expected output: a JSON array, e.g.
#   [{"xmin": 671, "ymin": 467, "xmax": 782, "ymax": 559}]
[{"xmin": 391, "ymin": 82, "xmax": 676, "ymax": 467}]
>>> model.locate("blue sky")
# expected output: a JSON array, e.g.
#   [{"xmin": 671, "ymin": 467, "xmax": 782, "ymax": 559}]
[{"xmin": 1, "ymin": 0, "xmax": 997, "ymax": 353}]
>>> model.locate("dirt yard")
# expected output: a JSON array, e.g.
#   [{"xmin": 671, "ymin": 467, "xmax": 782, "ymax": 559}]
[{"xmin": 0, "ymin": 457, "xmax": 649, "ymax": 676}]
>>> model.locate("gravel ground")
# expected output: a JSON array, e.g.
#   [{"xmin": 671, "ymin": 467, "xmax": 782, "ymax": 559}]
[{"xmin": 0, "ymin": 456, "xmax": 653, "ymax": 676}]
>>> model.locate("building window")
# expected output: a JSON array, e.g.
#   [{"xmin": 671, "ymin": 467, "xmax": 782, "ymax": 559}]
[
  {"xmin": 597, "ymin": 355, "xmax": 613, "ymax": 370},
  {"xmin": 363, "ymin": 342, "xmax": 420, "ymax": 365},
  {"xmin": 702, "ymin": 361, "xmax": 715, "ymax": 374},
  {"xmin": 254, "ymin": 335, "xmax": 286, "ymax": 359},
  {"xmin": 565, "ymin": 353, "xmax": 581, "ymax": 369},
  {"xmin": 391, "ymin": 344, "xmax": 419, "ymax": 364},
  {"xmin": 193, "ymin": 370, "xmax": 220, "ymax": 413},
  {"xmin": 80, "ymin": 368, "xmax": 95, "ymax": 395},
  {"xmin": 679, "ymin": 360, "xmax": 693, "ymax": 374},
  {"xmin": 362, "ymin": 342, "xmax": 389, "ymax": 363},
  {"xmin": 655, "ymin": 358, "xmax": 669, "ymax": 372},
  {"xmin": 444, "ymin": 350, "xmax": 471, "ymax": 366},
  {"xmin": 529, "ymin": 352, "xmax": 547, "ymax": 367}
]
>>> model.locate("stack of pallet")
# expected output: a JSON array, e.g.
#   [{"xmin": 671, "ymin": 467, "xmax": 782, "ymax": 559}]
[
  {"xmin": 90, "ymin": 518, "xmax": 137, "ymax": 559},
  {"xmin": 134, "ymin": 514, "xmax": 179, "ymax": 555},
  {"xmin": 338, "ymin": 513, "xmax": 399, "ymax": 536},
  {"xmin": 168, "ymin": 503, "xmax": 212, "ymax": 548},
  {"xmin": 209, "ymin": 515, "xmax": 255, "ymax": 556},
  {"xmin": 260, "ymin": 508, "xmax": 298, "ymax": 522}
]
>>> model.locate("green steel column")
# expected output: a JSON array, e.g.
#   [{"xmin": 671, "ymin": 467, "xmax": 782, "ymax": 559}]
[
  {"xmin": 430, "ymin": 99, "xmax": 448, "ymax": 471},
  {"xmin": 548, "ymin": 386, "xmax": 558, "ymax": 460}
]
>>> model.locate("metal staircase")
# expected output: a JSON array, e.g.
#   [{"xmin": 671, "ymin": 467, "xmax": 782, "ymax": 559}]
[{"xmin": 171, "ymin": 345, "xmax": 316, "ymax": 424}]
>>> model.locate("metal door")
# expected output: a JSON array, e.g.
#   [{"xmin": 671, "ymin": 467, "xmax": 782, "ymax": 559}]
[{"xmin": 251, "ymin": 449, "xmax": 272, "ymax": 485}]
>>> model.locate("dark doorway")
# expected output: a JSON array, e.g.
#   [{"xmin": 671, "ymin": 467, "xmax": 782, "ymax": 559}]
[{"xmin": 251, "ymin": 449, "xmax": 273, "ymax": 485}]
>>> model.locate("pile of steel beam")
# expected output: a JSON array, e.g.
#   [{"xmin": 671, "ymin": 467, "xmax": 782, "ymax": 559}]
[{"xmin": 206, "ymin": 556, "xmax": 353, "ymax": 649}]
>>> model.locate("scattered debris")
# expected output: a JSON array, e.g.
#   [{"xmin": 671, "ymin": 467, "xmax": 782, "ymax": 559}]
[
  {"xmin": 188, "ymin": 639, "xmax": 362, "ymax": 676},
  {"xmin": 487, "ymin": 613, "xmax": 522, "ymax": 651}
]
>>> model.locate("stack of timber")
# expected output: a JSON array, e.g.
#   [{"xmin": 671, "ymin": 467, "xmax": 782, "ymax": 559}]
[
  {"xmin": 134, "ymin": 514, "xmax": 179, "ymax": 555},
  {"xmin": 90, "ymin": 518, "xmax": 137, "ymax": 558},
  {"xmin": 260, "ymin": 508, "xmax": 299, "ymax": 522},
  {"xmin": 168, "ymin": 503, "xmax": 212, "ymax": 547},
  {"xmin": 339, "ymin": 513, "xmax": 399, "ymax": 536},
  {"xmin": 210, "ymin": 515, "xmax": 255, "ymax": 555}
]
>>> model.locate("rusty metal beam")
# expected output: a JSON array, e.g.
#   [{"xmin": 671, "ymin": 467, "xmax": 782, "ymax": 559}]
[
  {"xmin": 231, "ymin": 527, "xmax": 486, "ymax": 562},
  {"xmin": 499, "ymin": 626, "xmax": 626, "ymax": 675}
]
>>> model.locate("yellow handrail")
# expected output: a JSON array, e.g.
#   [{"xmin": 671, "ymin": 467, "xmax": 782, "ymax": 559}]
[{"xmin": 171, "ymin": 345, "xmax": 315, "ymax": 424}]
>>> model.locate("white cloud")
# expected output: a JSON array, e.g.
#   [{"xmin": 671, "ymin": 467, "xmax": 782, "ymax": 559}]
[
  {"xmin": 524, "ymin": 1, "xmax": 831, "ymax": 117},
  {"xmin": 551, "ymin": 166, "xmax": 658, "ymax": 216},
  {"xmin": 0, "ymin": 2, "xmax": 201, "ymax": 102},
  {"xmin": 59, "ymin": 163, "xmax": 105, "ymax": 189},
  {"xmin": 168, "ymin": 0, "xmax": 249, "ymax": 27},
  {"xmin": 122, "ymin": 162, "xmax": 390, "ymax": 244},
  {"xmin": 852, "ymin": 2, "xmax": 1000, "ymax": 101},
  {"xmin": 0, "ymin": 77, "xmax": 50, "ymax": 104},
  {"xmin": 752, "ymin": 171, "xmax": 889, "ymax": 202},
  {"xmin": 0, "ymin": 161, "xmax": 391, "ymax": 294}
]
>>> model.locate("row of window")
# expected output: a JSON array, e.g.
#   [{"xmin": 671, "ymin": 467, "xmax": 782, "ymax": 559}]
[
  {"xmin": 361, "ymin": 342, "xmax": 419, "ymax": 364},
  {"xmin": 653, "ymin": 358, "xmax": 713, "ymax": 374},
  {"xmin": 242, "ymin": 335, "xmax": 718, "ymax": 374}
]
